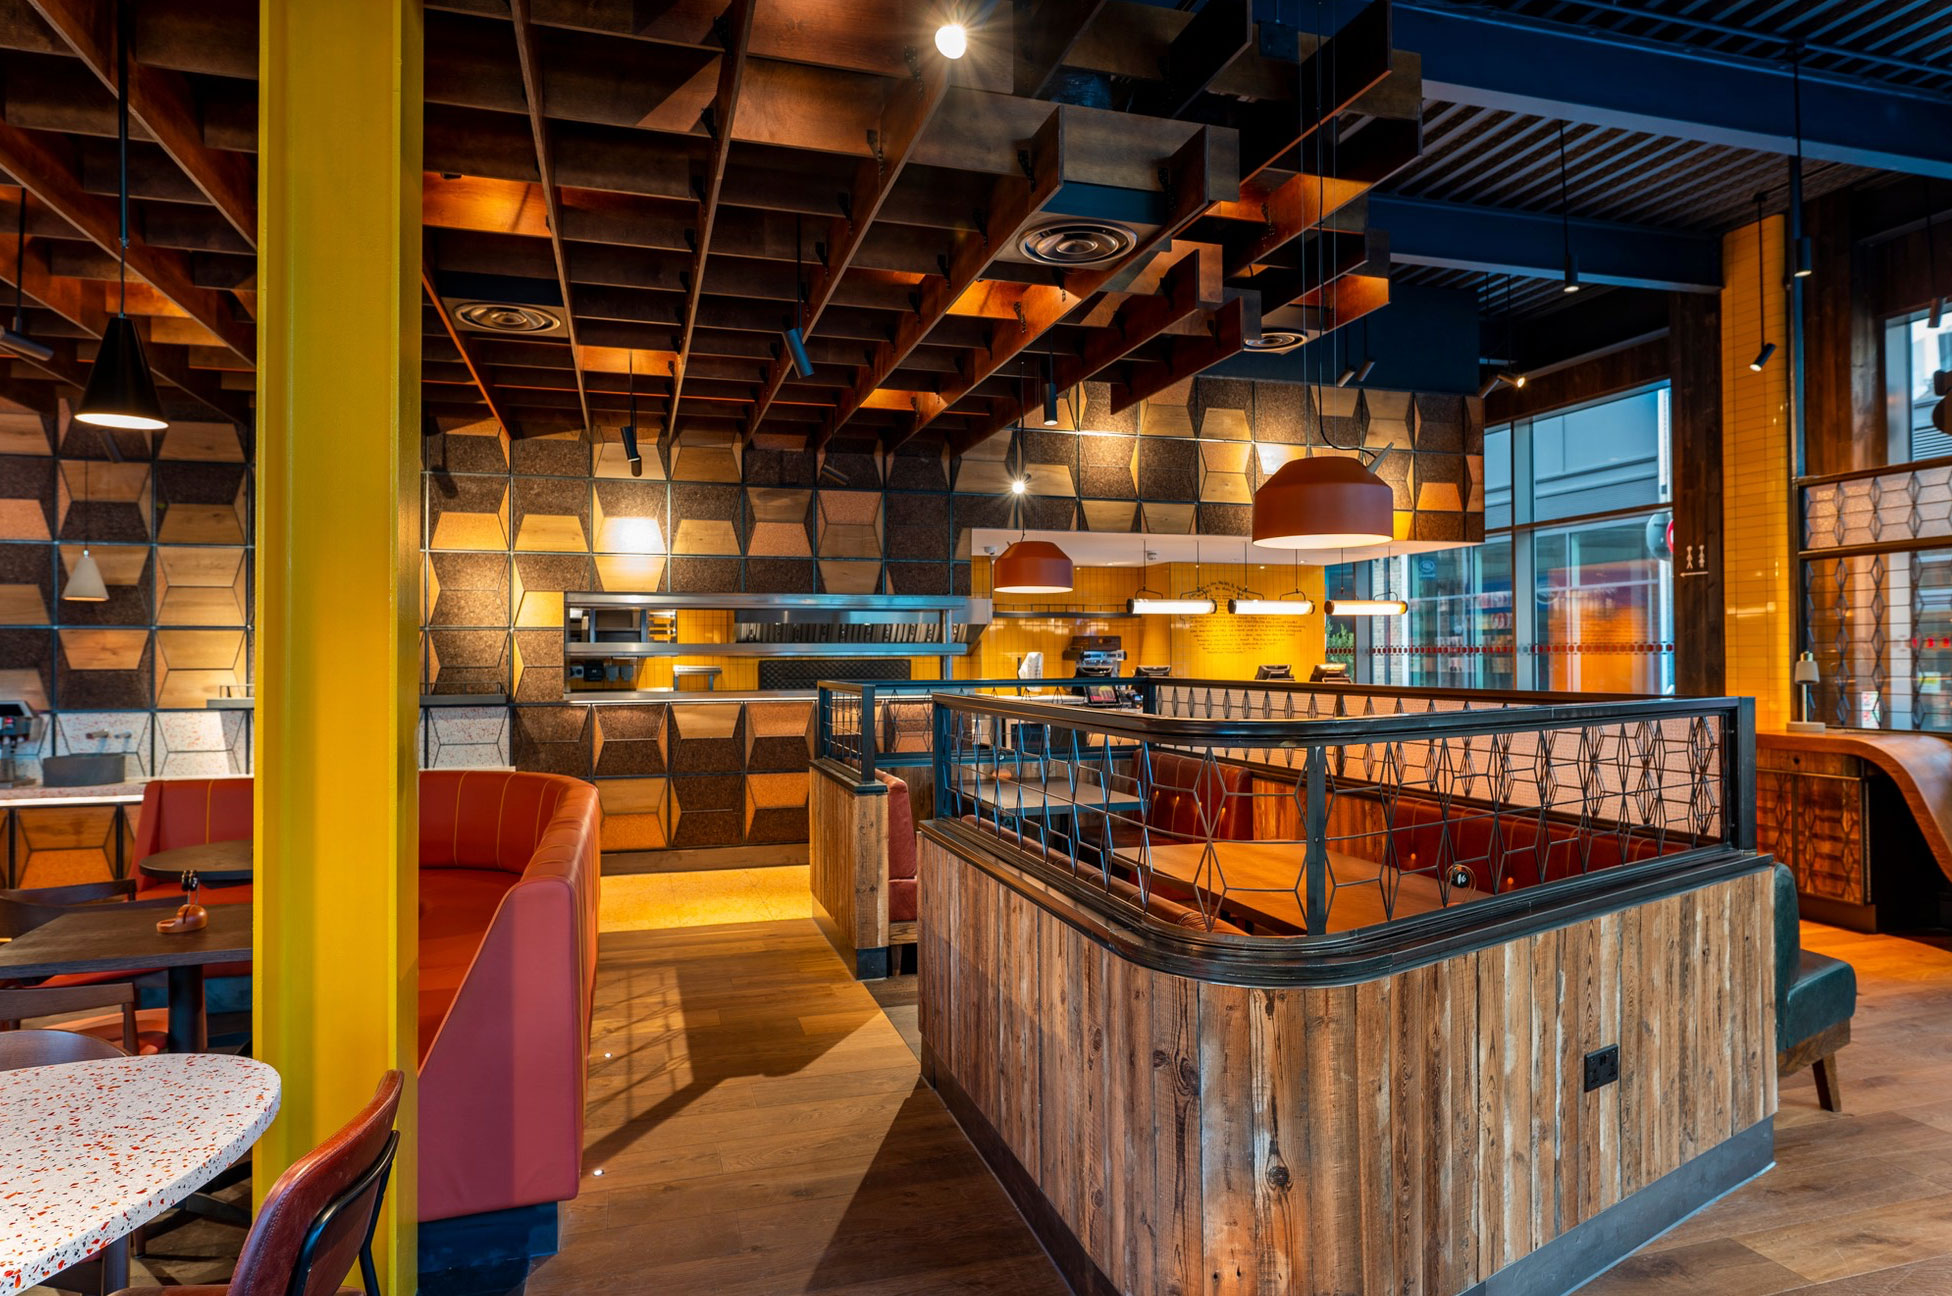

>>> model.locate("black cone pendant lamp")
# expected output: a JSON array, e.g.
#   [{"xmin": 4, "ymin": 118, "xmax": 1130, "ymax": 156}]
[{"xmin": 77, "ymin": 0, "xmax": 167, "ymax": 432}]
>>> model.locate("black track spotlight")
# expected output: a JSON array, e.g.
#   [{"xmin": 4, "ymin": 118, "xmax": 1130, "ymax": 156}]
[
  {"xmin": 1336, "ymin": 363, "xmax": 1357, "ymax": 387},
  {"xmin": 619, "ymin": 422, "xmax": 643, "ymax": 476},
  {"xmin": 783, "ymin": 325, "xmax": 814, "ymax": 379},
  {"xmin": 1355, "ymin": 355, "xmax": 1376, "ymax": 383},
  {"xmin": 0, "ymin": 328, "xmax": 52, "ymax": 365},
  {"xmin": 1476, "ymin": 371, "xmax": 1503, "ymax": 400},
  {"xmin": 1750, "ymin": 341, "xmax": 1777, "ymax": 372},
  {"xmin": 1794, "ymin": 235, "xmax": 1814, "ymax": 279},
  {"xmin": 1500, "ymin": 370, "xmax": 1527, "ymax": 390}
]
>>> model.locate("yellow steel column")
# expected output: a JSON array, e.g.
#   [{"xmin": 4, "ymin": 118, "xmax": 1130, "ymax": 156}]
[{"xmin": 255, "ymin": 2, "xmax": 421, "ymax": 1291}]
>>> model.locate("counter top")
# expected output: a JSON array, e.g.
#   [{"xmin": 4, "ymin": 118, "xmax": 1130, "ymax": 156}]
[
  {"xmin": 0, "ymin": 781, "xmax": 148, "ymax": 805},
  {"xmin": 562, "ymin": 689, "xmax": 818, "ymax": 704}
]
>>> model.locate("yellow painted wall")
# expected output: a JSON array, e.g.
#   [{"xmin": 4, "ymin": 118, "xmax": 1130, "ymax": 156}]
[
  {"xmin": 1721, "ymin": 214, "xmax": 1794, "ymax": 731},
  {"xmin": 958, "ymin": 558, "xmax": 1325, "ymax": 681}
]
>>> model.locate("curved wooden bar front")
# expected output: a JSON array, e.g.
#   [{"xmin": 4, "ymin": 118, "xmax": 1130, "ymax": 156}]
[{"xmin": 918, "ymin": 822, "xmax": 1778, "ymax": 1296}]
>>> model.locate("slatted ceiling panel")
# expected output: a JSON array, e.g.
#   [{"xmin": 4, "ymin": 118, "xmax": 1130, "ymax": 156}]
[
  {"xmin": 1389, "ymin": 106, "xmax": 1876, "ymax": 232},
  {"xmin": 1500, "ymin": 0, "xmax": 1952, "ymax": 95}
]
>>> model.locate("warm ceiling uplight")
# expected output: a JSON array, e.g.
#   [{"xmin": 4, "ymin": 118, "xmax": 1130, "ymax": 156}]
[
  {"xmin": 1251, "ymin": 456, "xmax": 1394, "ymax": 549},
  {"xmin": 935, "ymin": 22, "xmax": 968, "ymax": 58},
  {"xmin": 992, "ymin": 539, "xmax": 1073, "ymax": 594}
]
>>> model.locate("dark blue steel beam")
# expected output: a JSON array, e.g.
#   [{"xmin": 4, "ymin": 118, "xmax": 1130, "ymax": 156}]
[
  {"xmin": 1370, "ymin": 194, "xmax": 1722, "ymax": 292},
  {"xmin": 1392, "ymin": 2, "xmax": 1952, "ymax": 179}
]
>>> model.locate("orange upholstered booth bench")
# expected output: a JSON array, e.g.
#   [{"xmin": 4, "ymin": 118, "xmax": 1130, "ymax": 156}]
[{"xmin": 131, "ymin": 771, "xmax": 601, "ymax": 1253}]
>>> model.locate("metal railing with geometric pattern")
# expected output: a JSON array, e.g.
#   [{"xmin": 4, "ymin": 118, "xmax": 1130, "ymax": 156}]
[{"xmin": 929, "ymin": 688, "xmax": 1754, "ymax": 940}]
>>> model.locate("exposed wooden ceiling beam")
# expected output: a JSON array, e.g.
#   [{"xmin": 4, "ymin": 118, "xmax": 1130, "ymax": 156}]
[
  {"xmin": 742, "ymin": 55, "xmax": 950, "ymax": 442},
  {"xmin": 422, "ymin": 237, "xmax": 520, "ymax": 437},
  {"xmin": 509, "ymin": 0, "xmax": 591, "ymax": 438},
  {"xmin": 0, "ymin": 119, "xmax": 253, "ymax": 363},
  {"xmin": 1235, "ymin": 0, "xmax": 1395, "ymax": 183},
  {"xmin": 1135, "ymin": 0, "xmax": 1250, "ymax": 119},
  {"xmin": 818, "ymin": 108, "xmax": 1070, "ymax": 449},
  {"xmin": 1108, "ymin": 295, "xmax": 1244, "ymax": 412},
  {"xmin": 1015, "ymin": 0, "xmax": 1108, "ymax": 98},
  {"xmin": 900, "ymin": 125, "xmax": 1230, "ymax": 445},
  {"xmin": 25, "ymin": 0, "xmax": 258, "ymax": 247},
  {"xmin": 665, "ymin": 0, "xmax": 755, "ymax": 447},
  {"xmin": 951, "ymin": 246, "xmax": 1210, "ymax": 454}
]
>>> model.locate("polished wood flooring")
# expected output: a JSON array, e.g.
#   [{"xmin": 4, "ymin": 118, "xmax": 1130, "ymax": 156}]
[
  {"xmin": 527, "ymin": 915, "xmax": 1952, "ymax": 1296},
  {"xmin": 525, "ymin": 920, "xmax": 1067, "ymax": 1295}
]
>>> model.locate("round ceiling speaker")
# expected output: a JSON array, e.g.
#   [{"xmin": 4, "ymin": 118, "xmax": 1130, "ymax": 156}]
[
  {"xmin": 456, "ymin": 302, "xmax": 563, "ymax": 334},
  {"xmin": 1018, "ymin": 220, "xmax": 1137, "ymax": 267},
  {"xmin": 1243, "ymin": 331, "xmax": 1306, "ymax": 352}
]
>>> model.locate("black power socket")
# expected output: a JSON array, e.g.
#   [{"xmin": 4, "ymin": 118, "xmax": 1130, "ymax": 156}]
[{"xmin": 1583, "ymin": 1044, "xmax": 1620, "ymax": 1092}]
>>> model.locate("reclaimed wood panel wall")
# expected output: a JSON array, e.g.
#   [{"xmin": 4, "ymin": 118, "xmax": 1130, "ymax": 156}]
[
  {"xmin": 919, "ymin": 833, "xmax": 1776, "ymax": 1296},
  {"xmin": 809, "ymin": 762, "xmax": 887, "ymax": 957}
]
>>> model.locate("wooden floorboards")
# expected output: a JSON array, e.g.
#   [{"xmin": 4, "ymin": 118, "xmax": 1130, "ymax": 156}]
[
  {"xmin": 1586, "ymin": 922, "xmax": 1952, "ymax": 1295},
  {"xmin": 526, "ymin": 920, "xmax": 1066, "ymax": 1296},
  {"xmin": 529, "ymin": 915, "xmax": 1952, "ymax": 1296}
]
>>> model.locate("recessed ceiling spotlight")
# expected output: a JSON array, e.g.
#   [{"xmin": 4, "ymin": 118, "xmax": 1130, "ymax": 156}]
[
  {"xmin": 1019, "ymin": 220, "xmax": 1137, "ymax": 267},
  {"xmin": 1010, "ymin": 477, "xmax": 1028, "ymax": 495},
  {"xmin": 935, "ymin": 22, "xmax": 967, "ymax": 58},
  {"xmin": 455, "ymin": 302, "xmax": 564, "ymax": 334}
]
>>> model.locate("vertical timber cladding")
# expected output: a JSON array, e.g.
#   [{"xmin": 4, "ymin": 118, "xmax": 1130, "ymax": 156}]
[
  {"xmin": 808, "ymin": 761, "xmax": 888, "ymax": 959},
  {"xmin": 918, "ymin": 835, "xmax": 1777, "ymax": 1295}
]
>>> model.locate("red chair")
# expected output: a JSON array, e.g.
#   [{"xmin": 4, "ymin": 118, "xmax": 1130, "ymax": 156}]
[{"xmin": 110, "ymin": 1071, "xmax": 404, "ymax": 1296}]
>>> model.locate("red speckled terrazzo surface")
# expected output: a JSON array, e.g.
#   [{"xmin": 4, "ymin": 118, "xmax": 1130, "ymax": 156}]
[{"xmin": 0, "ymin": 1054, "xmax": 279, "ymax": 1294}]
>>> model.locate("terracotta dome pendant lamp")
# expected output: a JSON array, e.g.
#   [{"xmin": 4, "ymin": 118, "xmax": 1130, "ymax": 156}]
[
  {"xmin": 1251, "ymin": 454, "xmax": 1394, "ymax": 550},
  {"xmin": 993, "ymin": 539, "xmax": 1073, "ymax": 595}
]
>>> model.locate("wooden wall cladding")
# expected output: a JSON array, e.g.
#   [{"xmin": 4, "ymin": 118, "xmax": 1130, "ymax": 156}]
[
  {"xmin": 918, "ymin": 834, "xmax": 1776, "ymax": 1296},
  {"xmin": 810, "ymin": 762, "xmax": 888, "ymax": 959}
]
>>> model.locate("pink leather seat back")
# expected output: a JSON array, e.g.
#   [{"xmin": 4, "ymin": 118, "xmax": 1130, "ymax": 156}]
[
  {"xmin": 418, "ymin": 770, "xmax": 572, "ymax": 873},
  {"xmin": 133, "ymin": 777, "xmax": 254, "ymax": 894}
]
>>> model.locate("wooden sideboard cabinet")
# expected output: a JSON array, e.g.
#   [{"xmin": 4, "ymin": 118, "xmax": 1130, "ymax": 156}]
[{"xmin": 1755, "ymin": 737, "xmax": 1941, "ymax": 932}]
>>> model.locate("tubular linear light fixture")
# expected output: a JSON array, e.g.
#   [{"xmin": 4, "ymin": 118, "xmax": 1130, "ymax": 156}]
[
  {"xmin": 1754, "ymin": 194, "xmax": 1779, "ymax": 364},
  {"xmin": 1324, "ymin": 597, "xmax": 1407, "ymax": 616},
  {"xmin": 1557, "ymin": 125, "xmax": 1580, "ymax": 294},
  {"xmin": 1228, "ymin": 598, "xmax": 1315, "ymax": 616},
  {"xmin": 77, "ymin": 0, "xmax": 166, "ymax": 432},
  {"xmin": 1139, "ymin": 597, "xmax": 1210, "ymax": 616}
]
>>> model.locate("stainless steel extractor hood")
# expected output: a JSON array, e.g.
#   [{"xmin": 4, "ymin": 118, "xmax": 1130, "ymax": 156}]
[{"xmin": 563, "ymin": 593, "xmax": 992, "ymax": 658}]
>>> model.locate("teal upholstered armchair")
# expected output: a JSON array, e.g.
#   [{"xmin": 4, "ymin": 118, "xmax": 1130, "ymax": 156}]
[{"xmin": 1774, "ymin": 864, "xmax": 1857, "ymax": 1111}]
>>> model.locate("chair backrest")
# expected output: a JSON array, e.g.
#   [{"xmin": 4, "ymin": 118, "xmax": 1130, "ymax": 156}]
[
  {"xmin": 229, "ymin": 1070, "xmax": 404, "ymax": 1296},
  {"xmin": 1773, "ymin": 863, "xmax": 1800, "ymax": 1033},
  {"xmin": 0, "ymin": 879, "xmax": 139, "ymax": 939},
  {"xmin": 0, "ymin": 1028, "xmax": 126, "ymax": 1070}
]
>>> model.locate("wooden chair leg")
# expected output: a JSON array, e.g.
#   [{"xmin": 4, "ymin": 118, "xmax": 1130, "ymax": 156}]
[{"xmin": 1812, "ymin": 1053, "xmax": 1842, "ymax": 1113}]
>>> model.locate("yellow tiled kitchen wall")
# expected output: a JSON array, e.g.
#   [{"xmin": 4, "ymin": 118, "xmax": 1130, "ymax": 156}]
[{"xmin": 1721, "ymin": 214, "xmax": 1792, "ymax": 732}]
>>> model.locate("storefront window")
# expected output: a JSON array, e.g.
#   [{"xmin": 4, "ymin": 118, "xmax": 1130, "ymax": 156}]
[
  {"xmin": 1890, "ymin": 310, "xmax": 1952, "ymax": 462},
  {"xmin": 1332, "ymin": 383, "xmax": 1673, "ymax": 694}
]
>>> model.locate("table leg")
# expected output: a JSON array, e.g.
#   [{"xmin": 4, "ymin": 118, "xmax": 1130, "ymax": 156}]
[
  {"xmin": 166, "ymin": 964, "xmax": 207, "ymax": 1053},
  {"xmin": 101, "ymin": 1236, "xmax": 129, "ymax": 1290}
]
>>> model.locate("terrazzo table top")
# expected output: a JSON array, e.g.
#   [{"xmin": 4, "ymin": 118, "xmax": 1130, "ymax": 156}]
[{"xmin": 0, "ymin": 1055, "xmax": 279, "ymax": 1294}]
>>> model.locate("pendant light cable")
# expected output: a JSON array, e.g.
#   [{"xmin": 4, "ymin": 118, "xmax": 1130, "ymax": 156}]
[
  {"xmin": 116, "ymin": 0, "xmax": 128, "ymax": 316},
  {"xmin": 1558, "ymin": 124, "xmax": 1578, "ymax": 293}
]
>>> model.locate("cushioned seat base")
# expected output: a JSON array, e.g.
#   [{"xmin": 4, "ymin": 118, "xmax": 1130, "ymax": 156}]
[{"xmin": 1784, "ymin": 949, "xmax": 1858, "ymax": 1052}]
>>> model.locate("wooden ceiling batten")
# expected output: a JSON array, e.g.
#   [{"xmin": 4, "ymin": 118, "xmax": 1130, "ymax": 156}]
[
  {"xmin": 422, "ymin": 235, "xmax": 520, "ymax": 439},
  {"xmin": 24, "ymin": 0, "xmax": 258, "ymax": 248},
  {"xmin": 509, "ymin": 0, "xmax": 592, "ymax": 440},
  {"xmin": 740, "ymin": 55, "xmax": 951, "ymax": 443},
  {"xmin": 817, "ymin": 107, "xmax": 1070, "ymax": 450},
  {"xmin": 0, "ymin": 117, "xmax": 253, "ymax": 366},
  {"xmin": 664, "ymin": 0, "xmax": 755, "ymax": 448},
  {"xmin": 898, "ymin": 124, "xmax": 1231, "ymax": 447}
]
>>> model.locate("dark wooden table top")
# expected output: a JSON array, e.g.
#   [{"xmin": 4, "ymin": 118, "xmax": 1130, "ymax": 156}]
[
  {"xmin": 137, "ymin": 839, "xmax": 254, "ymax": 885},
  {"xmin": 0, "ymin": 901, "xmax": 252, "ymax": 979}
]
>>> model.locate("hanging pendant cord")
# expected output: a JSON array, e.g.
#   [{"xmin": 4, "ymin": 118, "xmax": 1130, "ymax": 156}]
[
  {"xmin": 1756, "ymin": 192, "xmax": 1767, "ymax": 331},
  {"xmin": 115, "ymin": 0, "xmax": 129, "ymax": 316},
  {"xmin": 1557, "ymin": 123, "xmax": 1573, "ymax": 278},
  {"xmin": 12, "ymin": 196, "xmax": 25, "ymax": 335}
]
